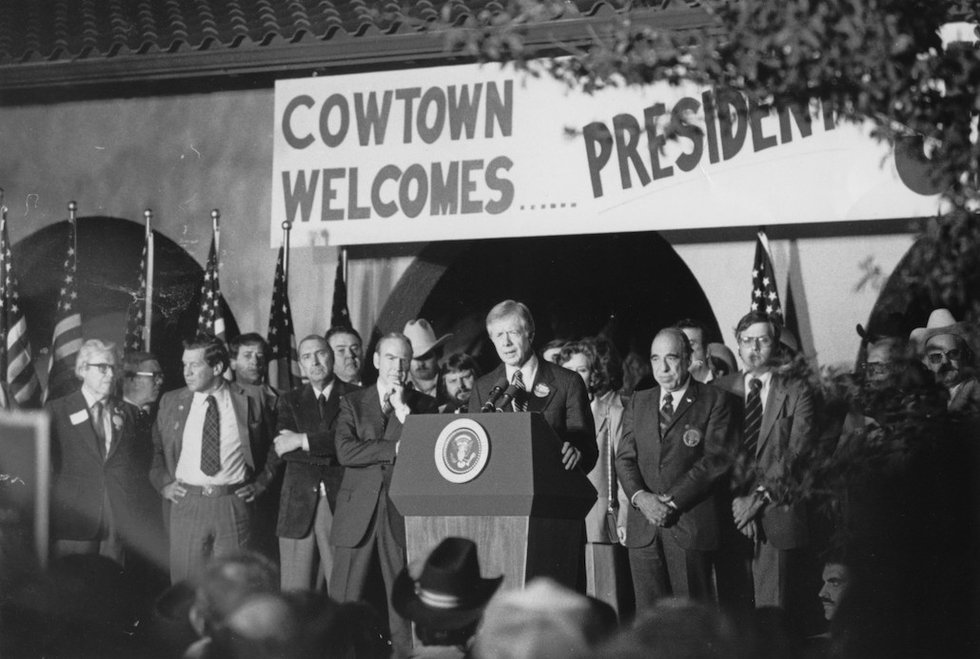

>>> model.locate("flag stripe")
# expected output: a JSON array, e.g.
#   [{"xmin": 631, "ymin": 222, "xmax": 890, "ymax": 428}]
[{"xmin": 0, "ymin": 212, "xmax": 41, "ymax": 407}]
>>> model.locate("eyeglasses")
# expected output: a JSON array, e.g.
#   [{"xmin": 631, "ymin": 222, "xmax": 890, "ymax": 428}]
[
  {"xmin": 738, "ymin": 336, "xmax": 773, "ymax": 348},
  {"xmin": 86, "ymin": 363, "xmax": 116, "ymax": 375},
  {"xmin": 925, "ymin": 349, "xmax": 962, "ymax": 365},
  {"xmin": 135, "ymin": 371, "xmax": 165, "ymax": 382}
]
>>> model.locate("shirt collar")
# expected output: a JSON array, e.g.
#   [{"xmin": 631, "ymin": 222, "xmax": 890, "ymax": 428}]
[
  {"xmin": 743, "ymin": 370, "xmax": 773, "ymax": 390},
  {"xmin": 81, "ymin": 387, "xmax": 107, "ymax": 409},
  {"xmin": 193, "ymin": 381, "xmax": 227, "ymax": 404},
  {"xmin": 313, "ymin": 380, "xmax": 334, "ymax": 401},
  {"xmin": 505, "ymin": 353, "xmax": 539, "ymax": 388},
  {"xmin": 660, "ymin": 377, "xmax": 690, "ymax": 406}
]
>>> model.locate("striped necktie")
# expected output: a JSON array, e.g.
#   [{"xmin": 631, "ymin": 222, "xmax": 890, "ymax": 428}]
[
  {"xmin": 512, "ymin": 371, "xmax": 528, "ymax": 412},
  {"xmin": 660, "ymin": 393, "xmax": 674, "ymax": 435},
  {"xmin": 743, "ymin": 378, "xmax": 763, "ymax": 457}
]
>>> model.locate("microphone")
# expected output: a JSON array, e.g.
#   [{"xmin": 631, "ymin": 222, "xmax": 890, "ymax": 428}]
[
  {"xmin": 479, "ymin": 378, "xmax": 508, "ymax": 412},
  {"xmin": 494, "ymin": 383, "xmax": 521, "ymax": 412}
]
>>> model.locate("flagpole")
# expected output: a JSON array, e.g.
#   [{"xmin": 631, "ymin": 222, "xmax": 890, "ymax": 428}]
[
  {"xmin": 143, "ymin": 208, "xmax": 154, "ymax": 350},
  {"xmin": 211, "ymin": 208, "xmax": 220, "ymax": 269},
  {"xmin": 282, "ymin": 221, "xmax": 291, "ymax": 278}
]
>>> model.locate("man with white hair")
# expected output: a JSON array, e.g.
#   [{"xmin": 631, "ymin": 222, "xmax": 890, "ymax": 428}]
[{"xmin": 46, "ymin": 338, "xmax": 145, "ymax": 563}]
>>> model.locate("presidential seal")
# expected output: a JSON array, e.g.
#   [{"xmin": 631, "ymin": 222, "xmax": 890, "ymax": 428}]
[
  {"xmin": 682, "ymin": 427, "xmax": 702, "ymax": 447},
  {"xmin": 434, "ymin": 418, "xmax": 491, "ymax": 484}
]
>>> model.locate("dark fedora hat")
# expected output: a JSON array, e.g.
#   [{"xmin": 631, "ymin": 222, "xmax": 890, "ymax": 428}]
[{"xmin": 392, "ymin": 537, "xmax": 502, "ymax": 630}]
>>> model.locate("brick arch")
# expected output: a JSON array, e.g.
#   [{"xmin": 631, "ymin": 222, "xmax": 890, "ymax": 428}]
[
  {"xmin": 366, "ymin": 232, "xmax": 719, "ymax": 379},
  {"xmin": 16, "ymin": 216, "xmax": 238, "ymax": 393}
]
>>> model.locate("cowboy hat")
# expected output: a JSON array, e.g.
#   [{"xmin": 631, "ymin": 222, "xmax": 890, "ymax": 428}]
[
  {"xmin": 856, "ymin": 311, "xmax": 908, "ymax": 344},
  {"xmin": 909, "ymin": 308, "xmax": 970, "ymax": 348},
  {"xmin": 392, "ymin": 537, "xmax": 502, "ymax": 630},
  {"xmin": 403, "ymin": 319, "xmax": 452, "ymax": 359}
]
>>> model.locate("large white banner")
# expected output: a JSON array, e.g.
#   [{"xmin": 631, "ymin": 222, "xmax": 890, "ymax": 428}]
[{"xmin": 272, "ymin": 61, "xmax": 943, "ymax": 247}]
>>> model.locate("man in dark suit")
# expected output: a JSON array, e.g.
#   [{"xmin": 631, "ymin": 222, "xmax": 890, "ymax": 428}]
[
  {"xmin": 329, "ymin": 332, "xmax": 438, "ymax": 655},
  {"xmin": 615, "ymin": 328, "xmax": 737, "ymax": 611},
  {"xmin": 713, "ymin": 312, "xmax": 817, "ymax": 614},
  {"xmin": 254, "ymin": 334, "xmax": 358, "ymax": 591},
  {"xmin": 150, "ymin": 334, "xmax": 268, "ymax": 583},
  {"xmin": 47, "ymin": 339, "xmax": 149, "ymax": 564},
  {"xmin": 468, "ymin": 299, "xmax": 598, "ymax": 473}
]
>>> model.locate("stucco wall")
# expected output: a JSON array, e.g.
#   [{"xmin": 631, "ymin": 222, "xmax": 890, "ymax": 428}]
[{"xmin": 0, "ymin": 89, "xmax": 337, "ymax": 343}]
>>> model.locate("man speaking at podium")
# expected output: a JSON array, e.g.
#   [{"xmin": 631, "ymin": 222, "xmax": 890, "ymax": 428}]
[{"xmin": 469, "ymin": 300, "xmax": 598, "ymax": 473}]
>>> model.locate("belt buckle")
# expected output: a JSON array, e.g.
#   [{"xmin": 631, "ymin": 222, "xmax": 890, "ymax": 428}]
[{"xmin": 203, "ymin": 485, "xmax": 216, "ymax": 497}]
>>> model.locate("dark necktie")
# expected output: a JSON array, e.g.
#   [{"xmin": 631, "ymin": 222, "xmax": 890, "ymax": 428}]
[
  {"xmin": 317, "ymin": 393, "xmax": 328, "ymax": 421},
  {"xmin": 200, "ymin": 395, "xmax": 221, "ymax": 476},
  {"xmin": 92, "ymin": 401, "xmax": 107, "ymax": 454},
  {"xmin": 660, "ymin": 393, "xmax": 674, "ymax": 435},
  {"xmin": 512, "ymin": 371, "xmax": 528, "ymax": 412},
  {"xmin": 743, "ymin": 378, "xmax": 763, "ymax": 457}
]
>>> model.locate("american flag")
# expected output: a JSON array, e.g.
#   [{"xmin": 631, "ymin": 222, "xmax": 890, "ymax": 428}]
[
  {"xmin": 46, "ymin": 209, "xmax": 83, "ymax": 402},
  {"xmin": 267, "ymin": 245, "xmax": 301, "ymax": 391},
  {"xmin": 0, "ymin": 206, "xmax": 40, "ymax": 407},
  {"xmin": 750, "ymin": 230, "xmax": 784, "ymax": 326},
  {"xmin": 196, "ymin": 230, "xmax": 226, "ymax": 341},
  {"xmin": 123, "ymin": 224, "xmax": 151, "ymax": 352}
]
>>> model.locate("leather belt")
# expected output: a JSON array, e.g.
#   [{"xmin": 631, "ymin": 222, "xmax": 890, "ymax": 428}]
[{"xmin": 181, "ymin": 482, "xmax": 246, "ymax": 497}]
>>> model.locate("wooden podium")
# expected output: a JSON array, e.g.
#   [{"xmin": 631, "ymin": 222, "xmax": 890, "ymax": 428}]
[{"xmin": 389, "ymin": 412, "xmax": 597, "ymax": 591}]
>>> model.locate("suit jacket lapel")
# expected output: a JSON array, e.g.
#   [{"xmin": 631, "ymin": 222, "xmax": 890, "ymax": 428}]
[
  {"xmin": 663, "ymin": 381, "xmax": 698, "ymax": 435},
  {"xmin": 758, "ymin": 378, "xmax": 785, "ymax": 451},
  {"xmin": 68, "ymin": 391, "xmax": 104, "ymax": 461},
  {"xmin": 104, "ymin": 400, "xmax": 122, "ymax": 462},
  {"xmin": 527, "ymin": 362, "xmax": 556, "ymax": 413},
  {"xmin": 229, "ymin": 387, "xmax": 254, "ymax": 467},
  {"xmin": 649, "ymin": 388, "xmax": 664, "ymax": 467},
  {"xmin": 300, "ymin": 384, "xmax": 320, "ymax": 429}
]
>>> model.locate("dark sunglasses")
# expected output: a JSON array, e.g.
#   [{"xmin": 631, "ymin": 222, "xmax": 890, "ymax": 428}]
[{"xmin": 925, "ymin": 349, "xmax": 962, "ymax": 365}]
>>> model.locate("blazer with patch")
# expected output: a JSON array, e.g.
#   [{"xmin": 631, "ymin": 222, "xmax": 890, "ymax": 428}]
[
  {"xmin": 149, "ymin": 383, "xmax": 268, "ymax": 493},
  {"xmin": 47, "ymin": 392, "xmax": 149, "ymax": 541},
  {"xmin": 713, "ymin": 372, "xmax": 817, "ymax": 549},
  {"xmin": 255, "ymin": 379, "xmax": 359, "ymax": 538},
  {"xmin": 469, "ymin": 359, "xmax": 599, "ymax": 474},
  {"xmin": 329, "ymin": 386, "xmax": 439, "ymax": 549},
  {"xmin": 615, "ymin": 380, "xmax": 737, "ymax": 551}
]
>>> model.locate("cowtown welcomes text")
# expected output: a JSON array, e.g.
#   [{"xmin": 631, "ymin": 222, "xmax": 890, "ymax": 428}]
[{"xmin": 279, "ymin": 80, "xmax": 515, "ymax": 221}]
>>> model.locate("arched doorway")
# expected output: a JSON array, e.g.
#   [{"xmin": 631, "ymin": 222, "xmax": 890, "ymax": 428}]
[
  {"xmin": 17, "ymin": 217, "xmax": 239, "ymax": 392},
  {"xmin": 860, "ymin": 231, "xmax": 979, "ymax": 363},
  {"xmin": 368, "ymin": 232, "xmax": 720, "ymax": 377}
]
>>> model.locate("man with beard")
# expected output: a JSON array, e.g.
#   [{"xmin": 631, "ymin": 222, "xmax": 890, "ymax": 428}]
[
  {"xmin": 438, "ymin": 352, "xmax": 479, "ymax": 413},
  {"xmin": 326, "ymin": 326, "xmax": 363, "ymax": 386},
  {"xmin": 910, "ymin": 308, "xmax": 980, "ymax": 415},
  {"xmin": 403, "ymin": 318, "xmax": 452, "ymax": 399}
]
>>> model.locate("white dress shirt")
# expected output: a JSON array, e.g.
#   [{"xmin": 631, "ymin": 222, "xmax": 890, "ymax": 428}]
[
  {"xmin": 176, "ymin": 383, "xmax": 246, "ymax": 486},
  {"xmin": 742, "ymin": 370, "xmax": 773, "ymax": 412}
]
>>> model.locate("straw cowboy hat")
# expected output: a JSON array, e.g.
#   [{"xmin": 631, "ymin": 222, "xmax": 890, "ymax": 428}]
[
  {"xmin": 392, "ymin": 537, "xmax": 502, "ymax": 630},
  {"xmin": 403, "ymin": 319, "xmax": 452, "ymax": 359},
  {"xmin": 909, "ymin": 308, "xmax": 970, "ymax": 349}
]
